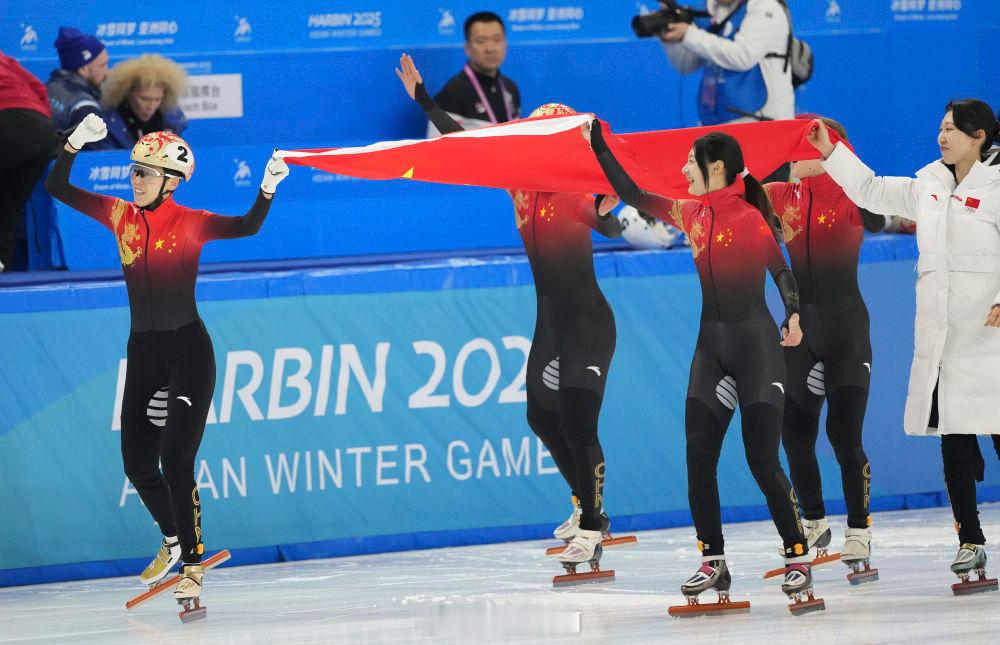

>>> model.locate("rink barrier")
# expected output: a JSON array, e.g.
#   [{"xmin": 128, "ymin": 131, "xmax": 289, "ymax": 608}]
[{"xmin": 0, "ymin": 233, "xmax": 913, "ymax": 312}]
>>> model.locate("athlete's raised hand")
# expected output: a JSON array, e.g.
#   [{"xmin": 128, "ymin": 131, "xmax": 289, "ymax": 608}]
[
  {"xmin": 806, "ymin": 118, "xmax": 835, "ymax": 160},
  {"xmin": 780, "ymin": 313, "xmax": 803, "ymax": 347},
  {"xmin": 66, "ymin": 113, "xmax": 107, "ymax": 151},
  {"xmin": 581, "ymin": 119, "xmax": 594, "ymax": 146},
  {"xmin": 395, "ymin": 53, "xmax": 423, "ymax": 101},
  {"xmin": 260, "ymin": 155, "xmax": 289, "ymax": 196}
]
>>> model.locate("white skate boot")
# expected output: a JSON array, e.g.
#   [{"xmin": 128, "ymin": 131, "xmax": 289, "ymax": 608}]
[
  {"xmin": 547, "ymin": 504, "xmax": 635, "ymax": 557},
  {"xmin": 553, "ymin": 498, "xmax": 581, "ymax": 541},
  {"xmin": 559, "ymin": 529, "xmax": 602, "ymax": 565},
  {"xmin": 950, "ymin": 544, "xmax": 998, "ymax": 595},
  {"xmin": 802, "ymin": 518, "xmax": 832, "ymax": 556},
  {"xmin": 842, "ymin": 527, "xmax": 878, "ymax": 584},
  {"xmin": 139, "ymin": 536, "xmax": 181, "ymax": 585},
  {"xmin": 552, "ymin": 529, "xmax": 613, "ymax": 586}
]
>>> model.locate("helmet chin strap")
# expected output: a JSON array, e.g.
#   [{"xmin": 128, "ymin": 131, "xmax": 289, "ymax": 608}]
[{"xmin": 143, "ymin": 176, "xmax": 177, "ymax": 211}]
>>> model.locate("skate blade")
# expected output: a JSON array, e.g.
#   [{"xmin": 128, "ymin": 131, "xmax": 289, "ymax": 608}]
[
  {"xmin": 668, "ymin": 600, "xmax": 750, "ymax": 617},
  {"xmin": 552, "ymin": 569, "xmax": 615, "ymax": 587},
  {"xmin": 788, "ymin": 597, "xmax": 826, "ymax": 615},
  {"xmin": 847, "ymin": 567, "xmax": 879, "ymax": 585},
  {"xmin": 763, "ymin": 553, "xmax": 841, "ymax": 579},
  {"xmin": 951, "ymin": 578, "xmax": 999, "ymax": 596},
  {"xmin": 545, "ymin": 535, "xmax": 637, "ymax": 557}
]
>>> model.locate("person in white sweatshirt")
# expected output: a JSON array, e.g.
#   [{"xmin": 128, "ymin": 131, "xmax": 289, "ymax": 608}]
[
  {"xmin": 659, "ymin": 0, "xmax": 794, "ymax": 126},
  {"xmin": 807, "ymin": 99, "xmax": 1000, "ymax": 583}
]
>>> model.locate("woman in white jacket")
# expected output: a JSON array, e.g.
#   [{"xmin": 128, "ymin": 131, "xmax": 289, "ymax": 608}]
[{"xmin": 806, "ymin": 99, "xmax": 1000, "ymax": 583}]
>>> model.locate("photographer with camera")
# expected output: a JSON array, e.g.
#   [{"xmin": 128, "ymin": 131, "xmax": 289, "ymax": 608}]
[{"xmin": 638, "ymin": 1, "xmax": 796, "ymax": 134}]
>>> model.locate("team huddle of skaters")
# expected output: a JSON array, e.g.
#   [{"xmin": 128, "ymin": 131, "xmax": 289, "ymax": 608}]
[{"xmin": 46, "ymin": 49, "xmax": 1000, "ymax": 620}]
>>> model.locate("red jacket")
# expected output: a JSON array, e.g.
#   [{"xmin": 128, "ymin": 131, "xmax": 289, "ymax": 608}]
[{"xmin": 0, "ymin": 53, "xmax": 51, "ymax": 116}]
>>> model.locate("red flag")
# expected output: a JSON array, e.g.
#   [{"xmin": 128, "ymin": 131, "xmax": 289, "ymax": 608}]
[
  {"xmin": 279, "ymin": 116, "xmax": 838, "ymax": 199},
  {"xmin": 966, "ymin": 196, "xmax": 981, "ymax": 210}
]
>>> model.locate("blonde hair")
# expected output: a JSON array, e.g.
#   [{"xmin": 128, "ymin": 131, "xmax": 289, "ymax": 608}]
[{"xmin": 101, "ymin": 54, "xmax": 188, "ymax": 111}]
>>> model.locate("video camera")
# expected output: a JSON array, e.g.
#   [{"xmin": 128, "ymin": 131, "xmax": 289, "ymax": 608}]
[{"xmin": 631, "ymin": 1, "xmax": 710, "ymax": 38}]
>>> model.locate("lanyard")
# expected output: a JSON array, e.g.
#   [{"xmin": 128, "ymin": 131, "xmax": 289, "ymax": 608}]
[{"xmin": 463, "ymin": 63, "xmax": 514, "ymax": 123}]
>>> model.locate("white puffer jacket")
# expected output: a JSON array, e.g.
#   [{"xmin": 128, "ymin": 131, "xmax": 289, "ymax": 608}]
[{"xmin": 823, "ymin": 143, "xmax": 1000, "ymax": 436}]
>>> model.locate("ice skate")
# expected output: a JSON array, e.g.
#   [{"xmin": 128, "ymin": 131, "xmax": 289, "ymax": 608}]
[
  {"xmin": 763, "ymin": 527, "xmax": 839, "ymax": 579},
  {"xmin": 668, "ymin": 557, "xmax": 750, "ymax": 617},
  {"xmin": 552, "ymin": 529, "xmax": 614, "ymax": 587},
  {"xmin": 552, "ymin": 497, "xmax": 581, "ymax": 541},
  {"xmin": 126, "ymin": 549, "xmax": 231, "ymax": 611},
  {"xmin": 139, "ymin": 536, "xmax": 181, "ymax": 586},
  {"xmin": 545, "ymin": 509, "xmax": 637, "ymax": 556},
  {"xmin": 842, "ymin": 527, "xmax": 879, "ymax": 585},
  {"xmin": 950, "ymin": 543, "xmax": 998, "ymax": 596},
  {"xmin": 803, "ymin": 518, "xmax": 833, "ymax": 557},
  {"xmin": 782, "ymin": 560, "xmax": 825, "ymax": 615},
  {"xmin": 174, "ymin": 563, "xmax": 207, "ymax": 622}
]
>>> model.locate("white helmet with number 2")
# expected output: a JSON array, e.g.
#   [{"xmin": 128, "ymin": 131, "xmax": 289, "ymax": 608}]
[{"xmin": 130, "ymin": 131, "xmax": 196, "ymax": 181}]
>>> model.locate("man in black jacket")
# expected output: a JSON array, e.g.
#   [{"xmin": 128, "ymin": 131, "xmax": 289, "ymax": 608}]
[{"xmin": 429, "ymin": 11, "xmax": 521, "ymax": 134}]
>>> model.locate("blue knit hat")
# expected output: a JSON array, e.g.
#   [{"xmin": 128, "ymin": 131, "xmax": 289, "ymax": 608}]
[{"xmin": 54, "ymin": 27, "xmax": 105, "ymax": 71}]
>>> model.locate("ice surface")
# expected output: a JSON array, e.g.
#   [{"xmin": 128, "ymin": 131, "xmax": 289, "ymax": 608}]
[{"xmin": 3, "ymin": 504, "xmax": 999, "ymax": 644}]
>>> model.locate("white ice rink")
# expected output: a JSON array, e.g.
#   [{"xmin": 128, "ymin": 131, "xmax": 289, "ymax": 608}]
[{"xmin": 3, "ymin": 504, "xmax": 999, "ymax": 645}]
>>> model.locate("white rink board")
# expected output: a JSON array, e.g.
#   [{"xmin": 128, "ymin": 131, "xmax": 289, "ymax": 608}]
[{"xmin": 2, "ymin": 505, "xmax": 999, "ymax": 644}]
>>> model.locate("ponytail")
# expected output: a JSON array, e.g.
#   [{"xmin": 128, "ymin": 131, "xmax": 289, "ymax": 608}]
[{"xmin": 743, "ymin": 173, "xmax": 782, "ymax": 242}]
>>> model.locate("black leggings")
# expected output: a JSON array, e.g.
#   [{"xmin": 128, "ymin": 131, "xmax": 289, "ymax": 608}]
[
  {"xmin": 0, "ymin": 109, "xmax": 58, "ymax": 268},
  {"xmin": 528, "ymin": 387, "xmax": 606, "ymax": 531},
  {"xmin": 781, "ymin": 301, "xmax": 873, "ymax": 529},
  {"xmin": 525, "ymin": 295, "xmax": 615, "ymax": 532},
  {"xmin": 686, "ymin": 319, "xmax": 805, "ymax": 557},
  {"xmin": 120, "ymin": 320, "xmax": 216, "ymax": 563},
  {"xmin": 941, "ymin": 434, "xmax": 1000, "ymax": 545}
]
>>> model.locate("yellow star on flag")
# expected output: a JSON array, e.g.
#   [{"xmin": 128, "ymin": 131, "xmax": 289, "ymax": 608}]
[
  {"xmin": 818, "ymin": 214, "xmax": 827, "ymax": 224},
  {"xmin": 716, "ymin": 233, "xmax": 725, "ymax": 242},
  {"xmin": 155, "ymin": 239, "xmax": 164, "ymax": 250}
]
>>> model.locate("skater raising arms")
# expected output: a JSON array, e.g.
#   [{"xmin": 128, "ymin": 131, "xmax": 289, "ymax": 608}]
[
  {"xmin": 45, "ymin": 114, "xmax": 289, "ymax": 606},
  {"xmin": 585, "ymin": 121, "xmax": 822, "ymax": 610},
  {"xmin": 396, "ymin": 54, "xmax": 630, "ymax": 580},
  {"xmin": 764, "ymin": 117, "xmax": 886, "ymax": 583},
  {"xmin": 808, "ymin": 101, "xmax": 1000, "ymax": 591}
]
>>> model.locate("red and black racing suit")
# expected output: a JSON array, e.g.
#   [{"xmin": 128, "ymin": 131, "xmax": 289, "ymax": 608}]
[
  {"xmin": 46, "ymin": 148, "xmax": 272, "ymax": 564},
  {"xmin": 590, "ymin": 122, "xmax": 806, "ymax": 558},
  {"xmin": 416, "ymin": 84, "xmax": 621, "ymax": 533},
  {"xmin": 765, "ymin": 176, "xmax": 885, "ymax": 531}
]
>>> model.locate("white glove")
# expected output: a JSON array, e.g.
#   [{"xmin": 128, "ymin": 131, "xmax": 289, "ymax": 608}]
[
  {"xmin": 67, "ymin": 113, "xmax": 108, "ymax": 150},
  {"xmin": 260, "ymin": 156, "xmax": 289, "ymax": 194}
]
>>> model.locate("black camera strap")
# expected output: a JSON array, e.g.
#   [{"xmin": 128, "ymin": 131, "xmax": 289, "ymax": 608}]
[
  {"xmin": 707, "ymin": 0, "xmax": 749, "ymax": 35},
  {"xmin": 765, "ymin": 0, "xmax": 795, "ymax": 73}
]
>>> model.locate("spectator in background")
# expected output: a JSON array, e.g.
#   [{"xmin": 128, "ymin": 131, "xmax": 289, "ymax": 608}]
[
  {"xmin": 46, "ymin": 27, "xmax": 108, "ymax": 142},
  {"xmin": 429, "ymin": 11, "xmax": 521, "ymax": 134},
  {"xmin": 660, "ymin": 0, "xmax": 793, "ymax": 125},
  {"xmin": 0, "ymin": 52, "xmax": 58, "ymax": 271},
  {"xmin": 99, "ymin": 54, "xmax": 188, "ymax": 150}
]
